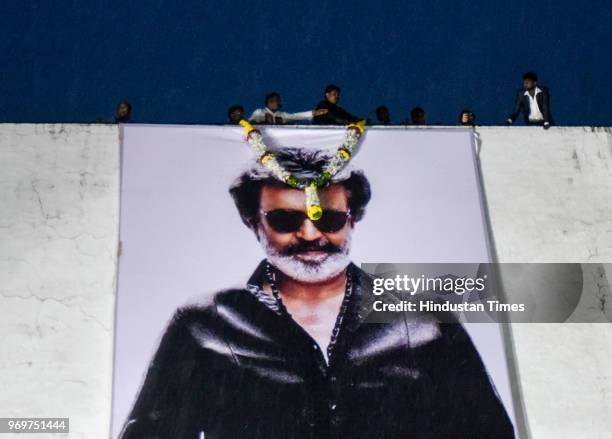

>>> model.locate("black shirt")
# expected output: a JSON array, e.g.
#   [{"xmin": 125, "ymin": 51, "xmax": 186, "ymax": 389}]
[
  {"xmin": 313, "ymin": 100, "xmax": 361, "ymax": 125},
  {"xmin": 121, "ymin": 261, "xmax": 514, "ymax": 439}
]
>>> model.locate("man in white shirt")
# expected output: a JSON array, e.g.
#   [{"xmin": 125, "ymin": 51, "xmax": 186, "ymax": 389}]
[
  {"xmin": 506, "ymin": 72, "xmax": 552, "ymax": 129},
  {"xmin": 249, "ymin": 92, "xmax": 328, "ymax": 125}
]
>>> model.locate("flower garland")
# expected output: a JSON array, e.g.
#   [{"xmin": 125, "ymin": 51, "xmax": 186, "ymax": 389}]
[{"xmin": 239, "ymin": 119, "xmax": 366, "ymax": 221}]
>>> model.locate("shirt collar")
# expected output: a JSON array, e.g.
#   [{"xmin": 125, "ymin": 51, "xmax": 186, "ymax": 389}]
[
  {"xmin": 245, "ymin": 259, "xmax": 369, "ymax": 326},
  {"xmin": 245, "ymin": 260, "xmax": 280, "ymax": 313},
  {"xmin": 524, "ymin": 86, "xmax": 542, "ymax": 96}
]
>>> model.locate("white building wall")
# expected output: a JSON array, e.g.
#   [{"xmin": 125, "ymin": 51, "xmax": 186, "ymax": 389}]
[
  {"xmin": 0, "ymin": 124, "xmax": 119, "ymax": 439},
  {"xmin": 0, "ymin": 124, "xmax": 611, "ymax": 438},
  {"xmin": 478, "ymin": 126, "xmax": 612, "ymax": 438}
]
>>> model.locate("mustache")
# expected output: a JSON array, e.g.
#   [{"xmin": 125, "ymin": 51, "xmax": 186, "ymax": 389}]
[{"xmin": 281, "ymin": 240, "xmax": 342, "ymax": 256}]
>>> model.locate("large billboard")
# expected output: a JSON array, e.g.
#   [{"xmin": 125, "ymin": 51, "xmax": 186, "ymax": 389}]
[{"xmin": 112, "ymin": 125, "xmax": 518, "ymax": 438}]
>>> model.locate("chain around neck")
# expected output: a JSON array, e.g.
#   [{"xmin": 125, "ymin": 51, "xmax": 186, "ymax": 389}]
[{"xmin": 264, "ymin": 261, "xmax": 353, "ymax": 363}]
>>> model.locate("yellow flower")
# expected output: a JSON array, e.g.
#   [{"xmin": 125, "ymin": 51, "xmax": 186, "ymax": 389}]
[
  {"xmin": 307, "ymin": 204, "xmax": 323, "ymax": 221},
  {"xmin": 348, "ymin": 119, "xmax": 367, "ymax": 134},
  {"xmin": 338, "ymin": 149, "xmax": 350, "ymax": 159},
  {"xmin": 239, "ymin": 119, "xmax": 256, "ymax": 136}
]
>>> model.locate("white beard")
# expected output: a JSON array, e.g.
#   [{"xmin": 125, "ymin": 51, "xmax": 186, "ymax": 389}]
[{"xmin": 258, "ymin": 230, "xmax": 352, "ymax": 283}]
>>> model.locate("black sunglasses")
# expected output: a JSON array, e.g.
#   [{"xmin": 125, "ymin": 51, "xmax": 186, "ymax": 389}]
[{"xmin": 262, "ymin": 209, "xmax": 351, "ymax": 233}]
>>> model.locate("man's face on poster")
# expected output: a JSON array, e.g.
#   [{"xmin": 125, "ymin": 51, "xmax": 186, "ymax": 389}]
[{"xmin": 257, "ymin": 183, "xmax": 354, "ymax": 283}]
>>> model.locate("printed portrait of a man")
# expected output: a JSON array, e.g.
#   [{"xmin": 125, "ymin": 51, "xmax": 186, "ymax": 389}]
[{"xmin": 119, "ymin": 149, "xmax": 514, "ymax": 439}]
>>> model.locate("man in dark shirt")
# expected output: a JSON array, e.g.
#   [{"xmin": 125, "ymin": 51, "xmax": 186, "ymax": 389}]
[
  {"xmin": 375, "ymin": 105, "xmax": 392, "ymax": 125},
  {"xmin": 115, "ymin": 100, "xmax": 132, "ymax": 123},
  {"xmin": 506, "ymin": 72, "xmax": 553, "ymax": 129},
  {"xmin": 227, "ymin": 104, "xmax": 245, "ymax": 125},
  {"xmin": 410, "ymin": 106, "xmax": 427, "ymax": 125},
  {"xmin": 459, "ymin": 109, "xmax": 476, "ymax": 126},
  {"xmin": 313, "ymin": 84, "xmax": 361, "ymax": 125},
  {"xmin": 120, "ymin": 150, "xmax": 514, "ymax": 439}
]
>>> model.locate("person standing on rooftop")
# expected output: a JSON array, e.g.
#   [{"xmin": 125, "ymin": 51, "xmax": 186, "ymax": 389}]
[
  {"xmin": 375, "ymin": 106, "xmax": 392, "ymax": 125},
  {"xmin": 313, "ymin": 84, "xmax": 361, "ymax": 125},
  {"xmin": 249, "ymin": 92, "xmax": 328, "ymax": 125},
  {"xmin": 507, "ymin": 72, "xmax": 553, "ymax": 129}
]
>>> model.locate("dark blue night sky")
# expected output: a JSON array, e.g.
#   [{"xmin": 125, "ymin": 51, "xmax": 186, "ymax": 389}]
[{"xmin": 1, "ymin": 0, "xmax": 611, "ymax": 125}]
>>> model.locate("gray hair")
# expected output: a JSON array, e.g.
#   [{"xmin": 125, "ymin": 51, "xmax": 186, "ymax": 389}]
[{"xmin": 229, "ymin": 148, "xmax": 372, "ymax": 229}]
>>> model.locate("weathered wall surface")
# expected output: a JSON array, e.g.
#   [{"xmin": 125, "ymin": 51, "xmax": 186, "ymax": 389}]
[
  {"xmin": 1, "ymin": 124, "xmax": 611, "ymax": 438},
  {"xmin": 477, "ymin": 126, "xmax": 612, "ymax": 438},
  {"xmin": 0, "ymin": 124, "xmax": 119, "ymax": 439}
]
